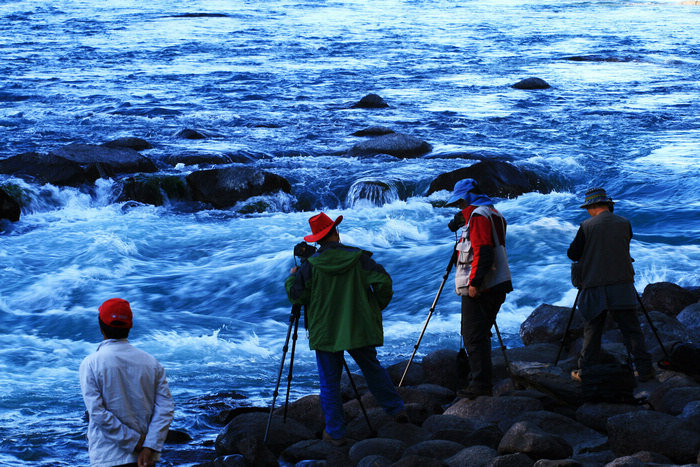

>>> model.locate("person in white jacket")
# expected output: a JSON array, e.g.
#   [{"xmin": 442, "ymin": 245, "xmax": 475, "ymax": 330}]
[{"xmin": 79, "ymin": 298, "xmax": 174, "ymax": 467}]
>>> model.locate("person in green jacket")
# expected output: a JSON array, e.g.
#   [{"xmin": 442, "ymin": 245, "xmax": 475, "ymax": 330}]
[{"xmin": 286, "ymin": 212, "xmax": 407, "ymax": 445}]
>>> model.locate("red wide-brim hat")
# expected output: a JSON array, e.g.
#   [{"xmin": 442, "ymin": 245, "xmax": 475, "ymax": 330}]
[{"xmin": 304, "ymin": 212, "xmax": 343, "ymax": 242}]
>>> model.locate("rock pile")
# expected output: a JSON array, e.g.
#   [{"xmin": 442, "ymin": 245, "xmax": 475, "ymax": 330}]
[{"xmin": 178, "ymin": 282, "xmax": 700, "ymax": 467}]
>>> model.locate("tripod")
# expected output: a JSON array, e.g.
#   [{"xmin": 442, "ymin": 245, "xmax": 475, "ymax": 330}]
[
  {"xmin": 399, "ymin": 244, "xmax": 514, "ymax": 388},
  {"xmin": 398, "ymin": 247, "xmax": 458, "ymax": 387},
  {"xmin": 263, "ymin": 304, "xmax": 374, "ymax": 443},
  {"xmin": 554, "ymin": 289, "xmax": 669, "ymax": 367}
]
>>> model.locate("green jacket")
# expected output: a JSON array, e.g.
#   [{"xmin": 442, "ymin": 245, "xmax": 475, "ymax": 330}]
[{"xmin": 285, "ymin": 242, "xmax": 393, "ymax": 352}]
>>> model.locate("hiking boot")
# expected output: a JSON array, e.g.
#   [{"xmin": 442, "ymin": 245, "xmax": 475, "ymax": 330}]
[
  {"xmin": 393, "ymin": 410, "xmax": 410, "ymax": 423},
  {"xmin": 571, "ymin": 369, "xmax": 582, "ymax": 382},
  {"xmin": 456, "ymin": 386, "xmax": 492, "ymax": 399},
  {"xmin": 322, "ymin": 429, "xmax": 346, "ymax": 446}
]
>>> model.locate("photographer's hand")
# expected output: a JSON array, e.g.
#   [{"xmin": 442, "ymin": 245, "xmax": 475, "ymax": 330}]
[{"xmin": 290, "ymin": 266, "xmax": 298, "ymax": 274}]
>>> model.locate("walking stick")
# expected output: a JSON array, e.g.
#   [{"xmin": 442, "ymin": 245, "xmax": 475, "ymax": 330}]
[
  {"xmin": 398, "ymin": 246, "xmax": 459, "ymax": 387},
  {"xmin": 554, "ymin": 289, "xmax": 581, "ymax": 366},
  {"xmin": 343, "ymin": 358, "xmax": 374, "ymax": 433},
  {"xmin": 264, "ymin": 304, "xmax": 301, "ymax": 444},
  {"xmin": 636, "ymin": 292, "xmax": 669, "ymax": 358}
]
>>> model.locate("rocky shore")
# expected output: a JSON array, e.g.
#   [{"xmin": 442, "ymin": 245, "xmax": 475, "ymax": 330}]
[{"xmin": 161, "ymin": 281, "xmax": 700, "ymax": 467}]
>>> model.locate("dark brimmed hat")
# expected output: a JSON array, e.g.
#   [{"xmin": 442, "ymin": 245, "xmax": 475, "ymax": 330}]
[
  {"xmin": 99, "ymin": 298, "xmax": 133, "ymax": 329},
  {"xmin": 580, "ymin": 187, "xmax": 614, "ymax": 208},
  {"xmin": 304, "ymin": 212, "xmax": 343, "ymax": 242}
]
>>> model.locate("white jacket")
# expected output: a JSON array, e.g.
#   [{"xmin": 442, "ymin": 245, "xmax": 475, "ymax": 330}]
[{"xmin": 79, "ymin": 339, "xmax": 174, "ymax": 467}]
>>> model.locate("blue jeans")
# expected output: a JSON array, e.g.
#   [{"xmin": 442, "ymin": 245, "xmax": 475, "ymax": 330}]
[{"xmin": 315, "ymin": 346, "xmax": 405, "ymax": 439}]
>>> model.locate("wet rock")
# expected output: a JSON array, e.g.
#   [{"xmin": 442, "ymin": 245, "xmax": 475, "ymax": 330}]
[
  {"xmin": 511, "ymin": 77, "xmax": 551, "ymax": 90},
  {"xmin": 347, "ymin": 132, "xmax": 432, "ymax": 158},
  {"xmin": 403, "ymin": 439, "xmax": 466, "ymax": 460},
  {"xmin": 443, "ymin": 395, "xmax": 545, "ymax": 433},
  {"xmin": 176, "ymin": 128, "xmax": 209, "ymax": 139},
  {"xmin": 50, "ymin": 143, "xmax": 157, "ymax": 177},
  {"xmin": 119, "ymin": 175, "xmax": 191, "ymax": 206},
  {"xmin": 352, "ymin": 126, "xmax": 395, "ymax": 136},
  {"xmin": 0, "ymin": 144, "xmax": 157, "ymax": 186},
  {"xmin": 427, "ymin": 160, "xmax": 553, "ymax": 200},
  {"xmin": 509, "ymin": 410, "xmax": 606, "ymax": 456},
  {"xmin": 641, "ymin": 281, "xmax": 698, "ymax": 317},
  {"xmin": 272, "ymin": 394, "xmax": 325, "ymax": 436},
  {"xmin": 351, "ymin": 93, "xmax": 389, "ymax": 108},
  {"xmin": 421, "ymin": 348, "xmax": 464, "ymax": 391},
  {"xmin": 0, "ymin": 186, "xmax": 21, "ymax": 222},
  {"xmin": 606, "ymin": 410, "xmax": 700, "ymax": 464},
  {"xmin": 657, "ymin": 386, "xmax": 700, "ymax": 415},
  {"xmin": 487, "ymin": 452, "xmax": 535, "ymax": 467},
  {"xmin": 102, "ymin": 137, "xmax": 152, "ymax": 151},
  {"xmin": 387, "ymin": 360, "xmax": 424, "ymax": 387},
  {"xmin": 348, "ymin": 438, "xmax": 406, "ymax": 464},
  {"xmin": 215, "ymin": 412, "xmax": 313, "ymax": 460},
  {"xmin": 519, "ymin": 304, "xmax": 584, "ymax": 346},
  {"xmin": 185, "ymin": 166, "xmax": 291, "ymax": 209},
  {"xmin": 498, "ymin": 421, "xmax": 572, "ymax": 460},
  {"xmin": 676, "ymin": 303, "xmax": 700, "ymax": 341},
  {"xmin": 574, "ymin": 402, "xmax": 644, "ymax": 433}
]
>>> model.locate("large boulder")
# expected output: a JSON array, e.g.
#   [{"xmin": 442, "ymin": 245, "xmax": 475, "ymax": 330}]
[
  {"xmin": 427, "ymin": 160, "xmax": 553, "ymax": 200},
  {"xmin": 186, "ymin": 166, "xmax": 291, "ymax": 209},
  {"xmin": 0, "ymin": 144, "xmax": 157, "ymax": 187},
  {"xmin": 421, "ymin": 348, "xmax": 465, "ymax": 391},
  {"xmin": 102, "ymin": 137, "xmax": 153, "ymax": 150},
  {"xmin": 215, "ymin": 411, "xmax": 313, "ymax": 460},
  {"xmin": 498, "ymin": 421, "xmax": 572, "ymax": 460},
  {"xmin": 606, "ymin": 410, "xmax": 700, "ymax": 464},
  {"xmin": 49, "ymin": 143, "xmax": 158, "ymax": 179},
  {"xmin": 520, "ymin": 304, "xmax": 584, "ymax": 346},
  {"xmin": 0, "ymin": 152, "xmax": 92, "ymax": 186},
  {"xmin": 641, "ymin": 282, "xmax": 698, "ymax": 317},
  {"xmin": 347, "ymin": 132, "xmax": 432, "ymax": 158}
]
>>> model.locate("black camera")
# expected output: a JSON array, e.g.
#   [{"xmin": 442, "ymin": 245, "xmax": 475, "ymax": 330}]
[
  {"xmin": 294, "ymin": 242, "xmax": 317, "ymax": 261},
  {"xmin": 448, "ymin": 212, "xmax": 465, "ymax": 232}
]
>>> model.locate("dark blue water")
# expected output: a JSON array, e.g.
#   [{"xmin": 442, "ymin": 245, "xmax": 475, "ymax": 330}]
[{"xmin": 1, "ymin": 0, "xmax": 699, "ymax": 465}]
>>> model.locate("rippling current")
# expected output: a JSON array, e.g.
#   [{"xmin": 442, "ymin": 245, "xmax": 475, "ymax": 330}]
[{"xmin": 1, "ymin": 0, "xmax": 699, "ymax": 465}]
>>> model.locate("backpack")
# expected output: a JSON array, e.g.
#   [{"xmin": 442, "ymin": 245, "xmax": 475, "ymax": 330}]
[
  {"xmin": 580, "ymin": 362, "xmax": 638, "ymax": 404},
  {"xmin": 657, "ymin": 342, "xmax": 700, "ymax": 380}
]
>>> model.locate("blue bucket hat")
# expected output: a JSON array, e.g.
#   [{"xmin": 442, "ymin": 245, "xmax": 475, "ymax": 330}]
[
  {"xmin": 580, "ymin": 187, "xmax": 614, "ymax": 208},
  {"xmin": 445, "ymin": 178, "xmax": 493, "ymax": 207}
]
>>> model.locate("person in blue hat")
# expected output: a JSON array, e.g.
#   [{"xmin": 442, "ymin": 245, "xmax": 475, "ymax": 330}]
[
  {"xmin": 567, "ymin": 187, "xmax": 654, "ymax": 382},
  {"xmin": 446, "ymin": 179, "xmax": 513, "ymax": 399}
]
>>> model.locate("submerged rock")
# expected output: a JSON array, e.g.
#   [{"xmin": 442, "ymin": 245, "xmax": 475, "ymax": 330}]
[
  {"xmin": 186, "ymin": 166, "xmax": 291, "ymax": 209},
  {"xmin": 0, "ymin": 186, "xmax": 21, "ymax": 222},
  {"xmin": 427, "ymin": 159, "xmax": 554, "ymax": 200},
  {"xmin": 347, "ymin": 132, "xmax": 432, "ymax": 158},
  {"xmin": 351, "ymin": 93, "xmax": 389, "ymax": 108},
  {"xmin": 512, "ymin": 77, "xmax": 551, "ymax": 89}
]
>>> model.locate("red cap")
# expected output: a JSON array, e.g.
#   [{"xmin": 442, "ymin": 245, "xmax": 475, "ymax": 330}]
[
  {"xmin": 98, "ymin": 298, "xmax": 133, "ymax": 329},
  {"xmin": 304, "ymin": 212, "xmax": 343, "ymax": 243}
]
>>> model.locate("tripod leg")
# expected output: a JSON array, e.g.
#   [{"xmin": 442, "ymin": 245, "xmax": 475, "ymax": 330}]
[
  {"xmin": 636, "ymin": 292, "xmax": 669, "ymax": 358},
  {"xmin": 283, "ymin": 307, "xmax": 301, "ymax": 422},
  {"xmin": 555, "ymin": 289, "xmax": 581, "ymax": 366},
  {"xmin": 264, "ymin": 305, "xmax": 300, "ymax": 444},
  {"xmin": 399, "ymin": 248, "xmax": 458, "ymax": 387},
  {"xmin": 343, "ymin": 358, "xmax": 374, "ymax": 434},
  {"xmin": 493, "ymin": 320, "xmax": 516, "ymax": 387}
]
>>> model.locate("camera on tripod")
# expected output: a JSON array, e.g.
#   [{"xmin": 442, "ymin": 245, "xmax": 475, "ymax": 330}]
[
  {"xmin": 448, "ymin": 212, "xmax": 466, "ymax": 232},
  {"xmin": 294, "ymin": 242, "xmax": 317, "ymax": 261}
]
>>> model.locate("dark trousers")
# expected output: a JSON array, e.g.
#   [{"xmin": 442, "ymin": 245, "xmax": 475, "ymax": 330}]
[
  {"xmin": 578, "ymin": 308, "xmax": 653, "ymax": 375},
  {"xmin": 461, "ymin": 291, "xmax": 506, "ymax": 390},
  {"xmin": 316, "ymin": 346, "xmax": 405, "ymax": 439}
]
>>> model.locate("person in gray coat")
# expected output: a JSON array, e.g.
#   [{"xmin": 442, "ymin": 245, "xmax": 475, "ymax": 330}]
[{"xmin": 567, "ymin": 187, "xmax": 654, "ymax": 382}]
